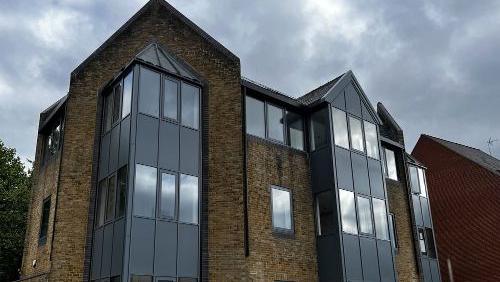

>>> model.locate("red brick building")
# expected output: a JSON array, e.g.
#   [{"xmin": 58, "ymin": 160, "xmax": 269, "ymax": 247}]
[{"xmin": 412, "ymin": 135, "xmax": 500, "ymax": 282}]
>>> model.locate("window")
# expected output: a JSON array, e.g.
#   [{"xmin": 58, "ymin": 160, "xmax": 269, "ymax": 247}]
[
  {"xmin": 267, "ymin": 104, "xmax": 284, "ymax": 142},
  {"xmin": 103, "ymin": 93, "xmax": 113, "ymax": 132},
  {"xmin": 179, "ymin": 174, "xmax": 198, "ymax": 224},
  {"xmin": 181, "ymin": 83, "xmax": 200, "ymax": 129},
  {"xmin": 286, "ymin": 111, "xmax": 304, "ymax": 150},
  {"xmin": 349, "ymin": 117, "xmax": 364, "ymax": 152},
  {"xmin": 418, "ymin": 228, "xmax": 426, "ymax": 255},
  {"xmin": 133, "ymin": 164, "xmax": 157, "ymax": 217},
  {"xmin": 39, "ymin": 197, "xmax": 51, "ymax": 244},
  {"xmin": 116, "ymin": 166, "xmax": 127, "ymax": 218},
  {"xmin": 130, "ymin": 275, "xmax": 152, "ymax": 282},
  {"xmin": 138, "ymin": 67, "xmax": 160, "ymax": 117},
  {"xmin": 315, "ymin": 191, "xmax": 335, "ymax": 236},
  {"xmin": 364, "ymin": 121, "xmax": 379, "ymax": 159},
  {"xmin": 245, "ymin": 96, "xmax": 265, "ymax": 138},
  {"xmin": 373, "ymin": 198, "xmax": 389, "ymax": 240},
  {"xmin": 122, "ymin": 72, "xmax": 133, "ymax": 118},
  {"xmin": 112, "ymin": 83, "xmax": 122, "ymax": 124},
  {"xmin": 357, "ymin": 196, "xmax": 373, "ymax": 234},
  {"xmin": 96, "ymin": 180, "xmax": 107, "ymax": 227},
  {"xmin": 44, "ymin": 121, "xmax": 62, "ymax": 162},
  {"xmin": 271, "ymin": 186, "xmax": 293, "ymax": 231},
  {"xmin": 163, "ymin": 78, "xmax": 178, "ymax": 120},
  {"xmin": 178, "ymin": 279, "xmax": 197, "ymax": 282},
  {"xmin": 418, "ymin": 168, "xmax": 428, "ymax": 197},
  {"xmin": 389, "ymin": 213, "xmax": 398, "ymax": 250},
  {"xmin": 384, "ymin": 148, "xmax": 398, "ymax": 180},
  {"xmin": 159, "ymin": 172, "xmax": 176, "ymax": 219},
  {"xmin": 332, "ymin": 108, "xmax": 349, "ymax": 149},
  {"xmin": 105, "ymin": 175, "xmax": 116, "ymax": 221},
  {"xmin": 409, "ymin": 166, "xmax": 420, "ymax": 193},
  {"xmin": 310, "ymin": 108, "xmax": 329, "ymax": 151},
  {"xmin": 425, "ymin": 228, "xmax": 436, "ymax": 258},
  {"xmin": 339, "ymin": 189, "xmax": 357, "ymax": 234}
]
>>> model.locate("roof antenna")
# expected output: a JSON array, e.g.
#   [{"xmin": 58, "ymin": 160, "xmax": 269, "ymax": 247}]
[{"xmin": 487, "ymin": 137, "xmax": 498, "ymax": 155}]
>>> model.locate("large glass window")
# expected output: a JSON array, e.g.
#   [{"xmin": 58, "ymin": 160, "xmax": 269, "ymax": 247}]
[
  {"xmin": 181, "ymin": 83, "xmax": 199, "ymax": 129},
  {"xmin": 245, "ymin": 96, "xmax": 265, "ymax": 138},
  {"xmin": 310, "ymin": 108, "xmax": 329, "ymax": 151},
  {"xmin": 316, "ymin": 191, "xmax": 335, "ymax": 236},
  {"xmin": 286, "ymin": 111, "xmax": 304, "ymax": 150},
  {"xmin": 332, "ymin": 108, "xmax": 349, "ymax": 149},
  {"xmin": 159, "ymin": 172, "xmax": 176, "ymax": 219},
  {"xmin": 267, "ymin": 104, "xmax": 284, "ymax": 142},
  {"xmin": 96, "ymin": 180, "xmax": 107, "ymax": 227},
  {"xmin": 349, "ymin": 117, "xmax": 364, "ymax": 152},
  {"xmin": 39, "ymin": 197, "xmax": 51, "ymax": 244},
  {"xmin": 373, "ymin": 198, "xmax": 389, "ymax": 240},
  {"xmin": 364, "ymin": 121, "xmax": 379, "ymax": 159},
  {"xmin": 271, "ymin": 186, "xmax": 293, "ymax": 231},
  {"xmin": 179, "ymin": 174, "xmax": 198, "ymax": 224},
  {"xmin": 105, "ymin": 175, "xmax": 116, "ymax": 222},
  {"xmin": 112, "ymin": 83, "xmax": 122, "ymax": 124},
  {"xmin": 357, "ymin": 196, "xmax": 373, "ymax": 234},
  {"xmin": 116, "ymin": 166, "xmax": 127, "ymax": 218},
  {"xmin": 122, "ymin": 72, "xmax": 133, "ymax": 118},
  {"xmin": 163, "ymin": 78, "xmax": 178, "ymax": 120},
  {"xmin": 133, "ymin": 164, "xmax": 157, "ymax": 218},
  {"xmin": 339, "ymin": 189, "xmax": 357, "ymax": 234},
  {"xmin": 418, "ymin": 168, "xmax": 428, "ymax": 197},
  {"xmin": 384, "ymin": 148, "xmax": 398, "ymax": 180},
  {"xmin": 138, "ymin": 67, "xmax": 160, "ymax": 117}
]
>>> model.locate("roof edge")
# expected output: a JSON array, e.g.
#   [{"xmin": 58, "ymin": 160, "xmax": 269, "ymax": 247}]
[{"xmin": 377, "ymin": 102, "xmax": 403, "ymax": 133}]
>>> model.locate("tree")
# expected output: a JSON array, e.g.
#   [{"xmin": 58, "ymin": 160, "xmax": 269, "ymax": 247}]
[{"xmin": 0, "ymin": 140, "xmax": 32, "ymax": 281}]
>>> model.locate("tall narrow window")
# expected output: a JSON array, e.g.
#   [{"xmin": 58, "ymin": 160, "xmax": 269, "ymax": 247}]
[
  {"xmin": 96, "ymin": 180, "xmax": 107, "ymax": 227},
  {"xmin": 425, "ymin": 228, "xmax": 436, "ymax": 258},
  {"xmin": 310, "ymin": 108, "xmax": 329, "ymax": 151},
  {"xmin": 271, "ymin": 186, "xmax": 293, "ymax": 231},
  {"xmin": 364, "ymin": 121, "xmax": 379, "ymax": 159},
  {"xmin": 349, "ymin": 117, "xmax": 364, "ymax": 152},
  {"xmin": 316, "ymin": 191, "xmax": 335, "ymax": 236},
  {"xmin": 133, "ymin": 164, "xmax": 157, "ymax": 218},
  {"xmin": 39, "ymin": 197, "xmax": 51, "ymax": 244},
  {"xmin": 105, "ymin": 175, "xmax": 116, "ymax": 221},
  {"xmin": 357, "ymin": 196, "xmax": 373, "ymax": 234},
  {"xmin": 138, "ymin": 67, "xmax": 160, "ymax": 117},
  {"xmin": 104, "ymin": 93, "xmax": 113, "ymax": 132},
  {"xmin": 332, "ymin": 108, "xmax": 349, "ymax": 149},
  {"xmin": 112, "ymin": 83, "xmax": 122, "ymax": 124},
  {"xmin": 385, "ymin": 148, "xmax": 398, "ymax": 180},
  {"xmin": 409, "ymin": 166, "xmax": 420, "ymax": 193},
  {"xmin": 181, "ymin": 83, "xmax": 199, "ymax": 129},
  {"xmin": 389, "ymin": 213, "xmax": 398, "ymax": 250},
  {"xmin": 116, "ymin": 166, "xmax": 127, "ymax": 218},
  {"xmin": 418, "ymin": 168, "xmax": 428, "ymax": 197},
  {"xmin": 339, "ymin": 189, "xmax": 357, "ymax": 234},
  {"xmin": 163, "ymin": 78, "xmax": 178, "ymax": 120},
  {"xmin": 286, "ymin": 111, "xmax": 304, "ymax": 150},
  {"xmin": 245, "ymin": 96, "xmax": 265, "ymax": 138},
  {"xmin": 267, "ymin": 104, "xmax": 284, "ymax": 142},
  {"xmin": 159, "ymin": 172, "xmax": 176, "ymax": 219},
  {"xmin": 179, "ymin": 174, "xmax": 198, "ymax": 224},
  {"xmin": 418, "ymin": 228, "xmax": 426, "ymax": 255},
  {"xmin": 122, "ymin": 72, "xmax": 133, "ymax": 118},
  {"xmin": 373, "ymin": 198, "xmax": 389, "ymax": 240}
]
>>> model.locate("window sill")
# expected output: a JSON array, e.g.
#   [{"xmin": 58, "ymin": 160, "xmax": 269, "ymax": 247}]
[{"xmin": 272, "ymin": 228, "xmax": 295, "ymax": 239}]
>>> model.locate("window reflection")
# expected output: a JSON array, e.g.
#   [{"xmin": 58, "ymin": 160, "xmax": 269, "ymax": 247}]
[
  {"xmin": 385, "ymin": 148, "xmax": 398, "ymax": 180},
  {"xmin": 357, "ymin": 196, "xmax": 373, "ymax": 234},
  {"xmin": 179, "ymin": 174, "xmax": 198, "ymax": 224},
  {"xmin": 133, "ymin": 164, "xmax": 157, "ymax": 218},
  {"xmin": 332, "ymin": 108, "xmax": 349, "ymax": 149},
  {"xmin": 364, "ymin": 121, "xmax": 379, "ymax": 159},
  {"xmin": 418, "ymin": 168, "xmax": 427, "ymax": 197},
  {"xmin": 163, "ymin": 79, "xmax": 178, "ymax": 120},
  {"xmin": 245, "ymin": 96, "xmax": 265, "ymax": 138},
  {"xmin": 122, "ymin": 72, "xmax": 132, "ymax": 118},
  {"xmin": 286, "ymin": 111, "xmax": 304, "ymax": 150},
  {"xmin": 349, "ymin": 117, "xmax": 364, "ymax": 152},
  {"xmin": 160, "ymin": 172, "xmax": 176, "ymax": 219},
  {"xmin": 339, "ymin": 189, "xmax": 357, "ymax": 234},
  {"xmin": 138, "ymin": 67, "xmax": 160, "ymax": 117},
  {"xmin": 181, "ymin": 83, "xmax": 199, "ymax": 129},
  {"xmin": 271, "ymin": 187, "xmax": 292, "ymax": 230},
  {"xmin": 267, "ymin": 104, "xmax": 284, "ymax": 142},
  {"xmin": 373, "ymin": 198, "xmax": 389, "ymax": 240}
]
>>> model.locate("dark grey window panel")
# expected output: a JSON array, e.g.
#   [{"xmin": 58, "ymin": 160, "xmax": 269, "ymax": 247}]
[
  {"xmin": 181, "ymin": 83, "xmax": 200, "ymax": 129},
  {"xmin": 177, "ymin": 224, "xmax": 199, "ymax": 277},
  {"xmin": 331, "ymin": 90, "xmax": 346, "ymax": 110},
  {"xmin": 91, "ymin": 228, "xmax": 104, "ymax": 280},
  {"xmin": 311, "ymin": 148, "xmax": 333, "ymax": 193},
  {"xmin": 421, "ymin": 198, "xmax": 432, "ymax": 228},
  {"xmin": 130, "ymin": 218, "xmax": 155, "ymax": 275},
  {"xmin": 351, "ymin": 152, "xmax": 370, "ymax": 195},
  {"xmin": 359, "ymin": 237, "xmax": 380, "ymax": 282},
  {"xmin": 138, "ymin": 67, "xmax": 160, "ymax": 117},
  {"xmin": 159, "ymin": 121, "xmax": 179, "ymax": 171},
  {"xmin": 342, "ymin": 233, "xmax": 363, "ymax": 281},
  {"xmin": 245, "ymin": 96, "xmax": 265, "ymax": 138},
  {"xmin": 421, "ymin": 258, "xmax": 432, "ymax": 282},
  {"xmin": 136, "ymin": 114, "xmax": 159, "ymax": 167},
  {"xmin": 111, "ymin": 219, "xmax": 125, "ymax": 277},
  {"xmin": 335, "ymin": 147, "xmax": 353, "ymax": 191},
  {"xmin": 361, "ymin": 102, "xmax": 375, "ymax": 123},
  {"xmin": 317, "ymin": 235, "xmax": 342, "ymax": 282},
  {"xmin": 368, "ymin": 159, "xmax": 385, "ymax": 199},
  {"xmin": 430, "ymin": 259, "xmax": 440, "ymax": 282},
  {"xmin": 101, "ymin": 224, "xmax": 113, "ymax": 277},
  {"xmin": 179, "ymin": 127, "xmax": 199, "ymax": 176},
  {"xmin": 409, "ymin": 166, "xmax": 420, "ymax": 194},
  {"xmin": 109, "ymin": 123, "xmax": 120, "ymax": 173},
  {"xmin": 99, "ymin": 133, "xmax": 111, "ymax": 179},
  {"xmin": 345, "ymin": 83, "xmax": 361, "ymax": 117},
  {"xmin": 118, "ymin": 117, "xmax": 130, "ymax": 168},
  {"xmin": 377, "ymin": 240, "xmax": 396, "ymax": 282},
  {"xmin": 154, "ymin": 221, "xmax": 177, "ymax": 277},
  {"xmin": 412, "ymin": 195, "xmax": 423, "ymax": 226}
]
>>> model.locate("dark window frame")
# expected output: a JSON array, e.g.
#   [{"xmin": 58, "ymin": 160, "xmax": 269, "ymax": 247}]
[
  {"xmin": 38, "ymin": 196, "xmax": 51, "ymax": 245},
  {"xmin": 270, "ymin": 185, "xmax": 294, "ymax": 236}
]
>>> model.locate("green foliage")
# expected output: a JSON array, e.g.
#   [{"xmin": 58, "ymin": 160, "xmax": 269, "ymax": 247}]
[{"xmin": 0, "ymin": 140, "xmax": 32, "ymax": 281}]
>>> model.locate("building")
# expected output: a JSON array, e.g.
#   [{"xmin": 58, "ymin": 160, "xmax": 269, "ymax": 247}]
[
  {"xmin": 20, "ymin": 1, "xmax": 439, "ymax": 281},
  {"xmin": 412, "ymin": 135, "xmax": 500, "ymax": 282}
]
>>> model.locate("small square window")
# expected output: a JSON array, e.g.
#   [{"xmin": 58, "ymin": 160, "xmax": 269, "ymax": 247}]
[{"xmin": 271, "ymin": 186, "xmax": 293, "ymax": 232}]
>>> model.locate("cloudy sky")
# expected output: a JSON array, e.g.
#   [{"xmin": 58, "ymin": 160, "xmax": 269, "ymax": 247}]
[{"xmin": 1, "ymin": 0, "xmax": 499, "ymax": 167}]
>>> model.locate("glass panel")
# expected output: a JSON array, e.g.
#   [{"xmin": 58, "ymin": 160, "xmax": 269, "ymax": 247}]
[
  {"xmin": 271, "ymin": 187, "xmax": 292, "ymax": 230},
  {"xmin": 364, "ymin": 121, "xmax": 379, "ymax": 159},
  {"xmin": 332, "ymin": 108, "xmax": 349, "ymax": 149},
  {"xmin": 389, "ymin": 213, "xmax": 398, "ymax": 249},
  {"xmin": 110, "ymin": 276, "xmax": 121, "ymax": 282},
  {"xmin": 112, "ymin": 83, "xmax": 122, "ymax": 124},
  {"xmin": 339, "ymin": 189, "xmax": 357, "ymax": 234},
  {"xmin": 418, "ymin": 229, "xmax": 426, "ymax": 255},
  {"xmin": 286, "ymin": 111, "xmax": 304, "ymax": 150},
  {"xmin": 373, "ymin": 198, "xmax": 389, "ymax": 240},
  {"xmin": 179, "ymin": 174, "xmax": 198, "ymax": 224},
  {"xmin": 105, "ymin": 175, "xmax": 116, "ymax": 221},
  {"xmin": 409, "ymin": 166, "xmax": 420, "ymax": 193},
  {"xmin": 310, "ymin": 107, "xmax": 329, "ymax": 151},
  {"xmin": 181, "ymin": 83, "xmax": 200, "ymax": 129},
  {"xmin": 178, "ymin": 279, "xmax": 197, "ymax": 282},
  {"xmin": 130, "ymin": 275, "xmax": 152, "ymax": 282},
  {"xmin": 133, "ymin": 164, "xmax": 157, "ymax": 217},
  {"xmin": 316, "ymin": 191, "xmax": 335, "ymax": 236},
  {"xmin": 104, "ymin": 93, "xmax": 113, "ymax": 132},
  {"xmin": 39, "ymin": 198, "xmax": 51, "ymax": 239},
  {"xmin": 349, "ymin": 117, "xmax": 364, "ymax": 152},
  {"xmin": 385, "ymin": 149, "xmax": 398, "ymax": 180},
  {"xmin": 267, "ymin": 104, "xmax": 284, "ymax": 142},
  {"xmin": 160, "ymin": 172, "xmax": 176, "ymax": 219},
  {"xmin": 122, "ymin": 72, "xmax": 132, "ymax": 118},
  {"xmin": 163, "ymin": 78, "xmax": 178, "ymax": 120},
  {"xmin": 425, "ymin": 228, "xmax": 436, "ymax": 258},
  {"xmin": 245, "ymin": 96, "xmax": 265, "ymax": 138},
  {"xmin": 138, "ymin": 67, "xmax": 160, "ymax": 117},
  {"xmin": 97, "ymin": 180, "xmax": 107, "ymax": 227},
  {"xmin": 116, "ymin": 166, "xmax": 127, "ymax": 218},
  {"xmin": 357, "ymin": 196, "xmax": 373, "ymax": 234},
  {"xmin": 418, "ymin": 168, "xmax": 428, "ymax": 197}
]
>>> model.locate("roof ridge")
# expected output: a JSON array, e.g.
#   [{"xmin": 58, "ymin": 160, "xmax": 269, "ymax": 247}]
[{"xmin": 423, "ymin": 134, "xmax": 486, "ymax": 154}]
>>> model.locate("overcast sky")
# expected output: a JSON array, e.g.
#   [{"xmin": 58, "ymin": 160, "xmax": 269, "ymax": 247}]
[{"xmin": 1, "ymin": 0, "xmax": 499, "ymax": 168}]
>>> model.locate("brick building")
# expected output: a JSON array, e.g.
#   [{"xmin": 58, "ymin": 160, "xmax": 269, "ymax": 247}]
[
  {"xmin": 20, "ymin": 1, "xmax": 440, "ymax": 281},
  {"xmin": 412, "ymin": 135, "xmax": 500, "ymax": 282}
]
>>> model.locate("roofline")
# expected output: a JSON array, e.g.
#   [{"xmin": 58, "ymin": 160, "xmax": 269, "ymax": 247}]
[
  {"xmin": 241, "ymin": 77, "xmax": 303, "ymax": 108},
  {"xmin": 377, "ymin": 102, "xmax": 403, "ymax": 133},
  {"xmin": 303, "ymin": 72, "xmax": 348, "ymax": 108},
  {"xmin": 39, "ymin": 95, "xmax": 68, "ymax": 133}
]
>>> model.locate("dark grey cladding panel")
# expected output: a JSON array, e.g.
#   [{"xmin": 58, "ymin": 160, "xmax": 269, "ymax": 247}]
[
  {"xmin": 351, "ymin": 152, "xmax": 370, "ymax": 195},
  {"xmin": 430, "ymin": 259, "xmax": 440, "ymax": 282},
  {"xmin": 101, "ymin": 224, "xmax": 113, "ymax": 277},
  {"xmin": 331, "ymin": 90, "xmax": 346, "ymax": 110},
  {"xmin": 130, "ymin": 217, "xmax": 155, "ymax": 275},
  {"xmin": 368, "ymin": 159, "xmax": 385, "ymax": 199},
  {"xmin": 335, "ymin": 147, "xmax": 353, "ymax": 191},
  {"xmin": 99, "ymin": 133, "xmax": 111, "ymax": 180},
  {"xmin": 159, "ymin": 121, "xmax": 179, "ymax": 171},
  {"xmin": 311, "ymin": 147, "xmax": 333, "ymax": 194},
  {"xmin": 179, "ymin": 127, "xmax": 199, "ymax": 176},
  {"xmin": 109, "ymin": 125, "xmax": 120, "ymax": 173},
  {"xmin": 362, "ymin": 102, "xmax": 375, "ymax": 123},
  {"xmin": 136, "ymin": 114, "xmax": 159, "ymax": 167},
  {"xmin": 155, "ymin": 221, "xmax": 177, "ymax": 277},
  {"xmin": 343, "ymin": 233, "xmax": 363, "ymax": 281},
  {"xmin": 360, "ymin": 237, "xmax": 381, "ymax": 282},
  {"xmin": 421, "ymin": 258, "xmax": 432, "ymax": 282},
  {"xmin": 421, "ymin": 198, "xmax": 432, "ymax": 228},
  {"xmin": 377, "ymin": 240, "xmax": 396, "ymax": 282},
  {"xmin": 412, "ymin": 195, "xmax": 423, "ymax": 226},
  {"xmin": 119, "ymin": 117, "xmax": 131, "ymax": 168},
  {"xmin": 111, "ymin": 219, "xmax": 125, "ymax": 277},
  {"xmin": 317, "ymin": 235, "xmax": 343, "ymax": 282},
  {"xmin": 177, "ymin": 224, "xmax": 199, "ymax": 277},
  {"xmin": 91, "ymin": 228, "xmax": 104, "ymax": 280},
  {"xmin": 345, "ymin": 83, "xmax": 362, "ymax": 117}
]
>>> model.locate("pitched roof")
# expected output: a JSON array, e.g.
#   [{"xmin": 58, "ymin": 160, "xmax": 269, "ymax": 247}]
[
  {"xmin": 241, "ymin": 77, "xmax": 302, "ymax": 107},
  {"xmin": 424, "ymin": 135, "xmax": 500, "ymax": 176},
  {"xmin": 39, "ymin": 95, "xmax": 68, "ymax": 133},
  {"xmin": 297, "ymin": 73, "xmax": 345, "ymax": 105}
]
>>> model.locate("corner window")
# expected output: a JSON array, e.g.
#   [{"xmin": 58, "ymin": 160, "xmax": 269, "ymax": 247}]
[
  {"xmin": 286, "ymin": 111, "xmax": 304, "ymax": 150},
  {"xmin": 267, "ymin": 104, "xmax": 285, "ymax": 142},
  {"xmin": 271, "ymin": 186, "xmax": 293, "ymax": 231},
  {"xmin": 315, "ymin": 191, "xmax": 335, "ymax": 236},
  {"xmin": 339, "ymin": 189, "xmax": 357, "ymax": 234},
  {"xmin": 39, "ymin": 197, "xmax": 51, "ymax": 244},
  {"xmin": 96, "ymin": 180, "xmax": 107, "ymax": 227},
  {"xmin": 116, "ymin": 166, "xmax": 127, "ymax": 218},
  {"xmin": 181, "ymin": 83, "xmax": 200, "ymax": 129},
  {"xmin": 245, "ymin": 96, "xmax": 265, "ymax": 138},
  {"xmin": 310, "ymin": 107, "xmax": 329, "ymax": 151},
  {"xmin": 357, "ymin": 196, "xmax": 373, "ymax": 235},
  {"xmin": 349, "ymin": 117, "xmax": 364, "ymax": 152},
  {"xmin": 122, "ymin": 72, "xmax": 133, "ymax": 118},
  {"xmin": 332, "ymin": 108, "xmax": 349, "ymax": 149},
  {"xmin": 179, "ymin": 174, "xmax": 198, "ymax": 224},
  {"xmin": 159, "ymin": 172, "xmax": 176, "ymax": 219},
  {"xmin": 163, "ymin": 78, "xmax": 178, "ymax": 120},
  {"xmin": 373, "ymin": 198, "xmax": 389, "ymax": 240},
  {"xmin": 105, "ymin": 175, "xmax": 116, "ymax": 222},
  {"xmin": 138, "ymin": 67, "xmax": 161, "ymax": 117},
  {"xmin": 133, "ymin": 164, "xmax": 157, "ymax": 218},
  {"xmin": 364, "ymin": 121, "xmax": 379, "ymax": 159},
  {"xmin": 384, "ymin": 148, "xmax": 398, "ymax": 180}
]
